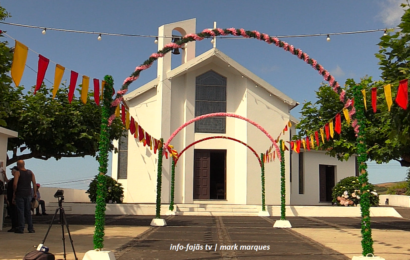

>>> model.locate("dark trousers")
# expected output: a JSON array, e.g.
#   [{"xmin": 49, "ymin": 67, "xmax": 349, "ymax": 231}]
[
  {"xmin": 35, "ymin": 200, "xmax": 46, "ymax": 215},
  {"xmin": 7, "ymin": 201, "xmax": 18, "ymax": 229},
  {"xmin": 15, "ymin": 196, "xmax": 34, "ymax": 232}
]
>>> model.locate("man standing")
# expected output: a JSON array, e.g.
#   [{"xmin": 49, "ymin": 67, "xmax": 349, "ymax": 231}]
[
  {"xmin": 13, "ymin": 160, "xmax": 37, "ymax": 233},
  {"xmin": 5, "ymin": 167, "xmax": 19, "ymax": 232}
]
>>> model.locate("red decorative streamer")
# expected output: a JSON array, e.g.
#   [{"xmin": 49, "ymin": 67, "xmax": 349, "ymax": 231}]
[
  {"xmin": 93, "ymin": 79, "xmax": 100, "ymax": 105},
  {"xmin": 396, "ymin": 79, "xmax": 408, "ymax": 109},
  {"xmin": 129, "ymin": 117, "xmax": 136, "ymax": 135},
  {"xmin": 138, "ymin": 126, "xmax": 144, "ymax": 142},
  {"xmin": 296, "ymin": 140, "xmax": 301, "ymax": 153},
  {"xmin": 68, "ymin": 71, "xmax": 78, "ymax": 103},
  {"xmin": 335, "ymin": 114, "xmax": 341, "ymax": 134},
  {"xmin": 315, "ymin": 131, "xmax": 319, "ymax": 147},
  {"xmin": 371, "ymin": 87, "xmax": 377, "ymax": 113},
  {"xmin": 35, "ymin": 55, "xmax": 49, "ymax": 94},
  {"xmin": 121, "ymin": 105, "xmax": 126, "ymax": 125},
  {"xmin": 325, "ymin": 123, "xmax": 330, "ymax": 141}
]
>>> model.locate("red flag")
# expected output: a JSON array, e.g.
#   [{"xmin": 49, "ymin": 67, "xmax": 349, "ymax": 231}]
[
  {"xmin": 121, "ymin": 105, "xmax": 126, "ymax": 125},
  {"xmin": 68, "ymin": 71, "xmax": 78, "ymax": 103},
  {"xmin": 296, "ymin": 140, "xmax": 301, "ymax": 153},
  {"xmin": 145, "ymin": 132, "xmax": 151, "ymax": 146},
  {"xmin": 335, "ymin": 114, "xmax": 341, "ymax": 134},
  {"xmin": 325, "ymin": 123, "xmax": 330, "ymax": 141},
  {"xmin": 371, "ymin": 87, "xmax": 377, "ymax": 113},
  {"xmin": 290, "ymin": 141, "xmax": 294, "ymax": 150},
  {"xmin": 93, "ymin": 79, "xmax": 100, "ymax": 105},
  {"xmin": 154, "ymin": 139, "xmax": 158, "ymax": 154},
  {"xmin": 129, "ymin": 117, "xmax": 136, "ymax": 135},
  {"xmin": 35, "ymin": 55, "xmax": 49, "ymax": 94},
  {"xmin": 396, "ymin": 79, "xmax": 408, "ymax": 109},
  {"xmin": 138, "ymin": 126, "xmax": 144, "ymax": 142},
  {"xmin": 306, "ymin": 137, "xmax": 310, "ymax": 151},
  {"xmin": 315, "ymin": 131, "xmax": 319, "ymax": 147}
]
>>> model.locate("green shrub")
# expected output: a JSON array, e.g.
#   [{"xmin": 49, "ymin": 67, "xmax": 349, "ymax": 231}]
[
  {"xmin": 86, "ymin": 175, "xmax": 124, "ymax": 203},
  {"xmin": 386, "ymin": 181, "xmax": 407, "ymax": 195},
  {"xmin": 332, "ymin": 176, "xmax": 379, "ymax": 206}
]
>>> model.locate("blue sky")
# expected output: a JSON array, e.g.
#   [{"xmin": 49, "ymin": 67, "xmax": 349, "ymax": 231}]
[{"xmin": 1, "ymin": 0, "xmax": 408, "ymax": 190}]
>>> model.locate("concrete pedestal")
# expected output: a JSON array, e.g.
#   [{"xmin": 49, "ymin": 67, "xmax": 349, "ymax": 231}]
[
  {"xmin": 352, "ymin": 254, "xmax": 385, "ymax": 260},
  {"xmin": 273, "ymin": 219, "xmax": 292, "ymax": 228},
  {"xmin": 258, "ymin": 210, "xmax": 270, "ymax": 217},
  {"xmin": 82, "ymin": 250, "xmax": 116, "ymax": 260},
  {"xmin": 150, "ymin": 218, "xmax": 167, "ymax": 226}
]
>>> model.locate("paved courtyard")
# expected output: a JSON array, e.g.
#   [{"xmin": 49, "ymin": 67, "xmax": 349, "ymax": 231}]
[{"xmin": 1, "ymin": 209, "xmax": 410, "ymax": 260}]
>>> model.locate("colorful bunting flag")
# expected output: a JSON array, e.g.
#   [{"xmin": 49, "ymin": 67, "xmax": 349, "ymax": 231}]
[
  {"xmin": 320, "ymin": 128, "xmax": 325, "ymax": 144},
  {"xmin": 302, "ymin": 139, "xmax": 306, "ymax": 150},
  {"xmin": 35, "ymin": 55, "xmax": 49, "ymax": 94},
  {"xmin": 125, "ymin": 110, "xmax": 130, "ymax": 130},
  {"xmin": 310, "ymin": 134, "xmax": 315, "ymax": 148},
  {"xmin": 115, "ymin": 105, "xmax": 120, "ymax": 117},
  {"xmin": 121, "ymin": 105, "xmax": 126, "ymax": 125},
  {"xmin": 361, "ymin": 89, "xmax": 367, "ymax": 111},
  {"xmin": 11, "ymin": 40, "xmax": 28, "ymax": 87},
  {"xmin": 296, "ymin": 140, "xmax": 301, "ymax": 153},
  {"xmin": 343, "ymin": 108, "xmax": 350, "ymax": 125},
  {"xmin": 335, "ymin": 113, "xmax": 341, "ymax": 134},
  {"xmin": 371, "ymin": 87, "xmax": 377, "ymax": 113},
  {"xmin": 329, "ymin": 121, "xmax": 334, "ymax": 138},
  {"xmin": 81, "ymin": 76, "xmax": 90, "ymax": 104},
  {"xmin": 384, "ymin": 84, "xmax": 392, "ymax": 111},
  {"xmin": 325, "ymin": 123, "xmax": 330, "ymax": 141},
  {"xmin": 129, "ymin": 117, "xmax": 136, "ymax": 135},
  {"xmin": 396, "ymin": 79, "xmax": 408, "ymax": 109},
  {"xmin": 52, "ymin": 64, "xmax": 65, "ymax": 99},
  {"xmin": 93, "ymin": 79, "xmax": 100, "ymax": 105},
  {"xmin": 68, "ymin": 71, "xmax": 78, "ymax": 103},
  {"xmin": 315, "ymin": 131, "xmax": 319, "ymax": 147}
]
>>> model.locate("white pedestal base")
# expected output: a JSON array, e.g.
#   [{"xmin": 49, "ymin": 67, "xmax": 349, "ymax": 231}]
[
  {"xmin": 273, "ymin": 219, "xmax": 292, "ymax": 228},
  {"xmin": 150, "ymin": 218, "xmax": 167, "ymax": 226},
  {"xmin": 82, "ymin": 250, "xmax": 116, "ymax": 260},
  {"xmin": 352, "ymin": 255, "xmax": 385, "ymax": 260},
  {"xmin": 258, "ymin": 210, "xmax": 270, "ymax": 217},
  {"xmin": 166, "ymin": 210, "xmax": 176, "ymax": 215}
]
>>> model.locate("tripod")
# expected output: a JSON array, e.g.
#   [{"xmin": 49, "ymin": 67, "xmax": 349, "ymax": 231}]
[{"xmin": 42, "ymin": 196, "xmax": 77, "ymax": 260}]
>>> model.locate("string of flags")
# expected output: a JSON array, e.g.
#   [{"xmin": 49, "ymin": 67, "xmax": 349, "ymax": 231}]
[
  {"xmin": 115, "ymin": 103, "xmax": 178, "ymax": 159},
  {"xmin": 363, "ymin": 79, "xmax": 408, "ymax": 112},
  {"xmin": 6, "ymin": 33, "xmax": 105, "ymax": 105}
]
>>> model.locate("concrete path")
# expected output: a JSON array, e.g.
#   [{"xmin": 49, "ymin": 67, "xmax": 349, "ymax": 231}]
[{"xmin": 2, "ymin": 213, "xmax": 410, "ymax": 260}]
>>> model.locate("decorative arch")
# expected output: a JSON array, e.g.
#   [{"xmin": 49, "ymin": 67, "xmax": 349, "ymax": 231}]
[
  {"xmin": 175, "ymin": 136, "xmax": 261, "ymax": 166},
  {"xmin": 164, "ymin": 112, "xmax": 281, "ymax": 160},
  {"xmin": 110, "ymin": 27, "xmax": 351, "ymax": 128}
]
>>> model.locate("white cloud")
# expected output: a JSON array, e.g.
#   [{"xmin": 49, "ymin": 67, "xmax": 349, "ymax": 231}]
[
  {"xmin": 330, "ymin": 65, "xmax": 345, "ymax": 77},
  {"xmin": 377, "ymin": 0, "xmax": 406, "ymax": 26},
  {"xmin": 259, "ymin": 65, "xmax": 279, "ymax": 73}
]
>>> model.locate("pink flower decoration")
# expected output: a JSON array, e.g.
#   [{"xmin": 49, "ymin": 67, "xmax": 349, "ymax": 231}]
[
  {"xmin": 333, "ymin": 82, "xmax": 340, "ymax": 92},
  {"xmin": 297, "ymin": 49, "xmax": 303, "ymax": 59},
  {"xmin": 271, "ymin": 37, "xmax": 279, "ymax": 45},
  {"xmin": 184, "ymin": 33, "xmax": 203, "ymax": 41},
  {"xmin": 253, "ymin": 30, "xmax": 261, "ymax": 39},
  {"xmin": 323, "ymin": 71, "xmax": 330, "ymax": 81},
  {"xmin": 202, "ymin": 28, "xmax": 215, "ymax": 36},
  {"xmin": 340, "ymin": 90, "xmax": 346, "ymax": 103},
  {"xmin": 217, "ymin": 28, "xmax": 226, "ymax": 35},
  {"xmin": 150, "ymin": 53, "xmax": 164, "ymax": 59},
  {"xmin": 108, "ymin": 114, "xmax": 116, "ymax": 126},
  {"xmin": 304, "ymin": 53, "xmax": 310, "ymax": 63},
  {"xmin": 352, "ymin": 119, "xmax": 358, "ymax": 128},
  {"xmin": 262, "ymin": 34, "xmax": 271, "ymax": 43},
  {"xmin": 227, "ymin": 28, "xmax": 238, "ymax": 36},
  {"xmin": 318, "ymin": 65, "xmax": 324, "ymax": 74},
  {"xmin": 164, "ymin": 43, "xmax": 181, "ymax": 49},
  {"xmin": 344, "ymin": 99, "xmax": 352, "ymax": 108},
  {"xmin": 311, "ymin": 59, "xmax": 317, "ymax": 69},
  {"xmin": 282, "ymin": 42, "xmax": 289, "ymax": 51},
  {"xmin": 240, "ymin": 28, "xmax": 249, "ymax": 38},
  {"xmin": 349, "ymin": 106, "xmax": 356, "ymax": 117},
  {"xmin": 123, "ymin": 76, "xmax": 139, "ymax": 85},
  {"xmin": 289, "ymin": 45, "xmax": 295, "ymax": 54},
  {"xmin": 117, "ymin": 89, "xmax": 128, "ymax": 95},
  {"xmin": 111, "ymin": 97, "xmax": 123, "ymax": 107},
  {"xmin": 329, "ymin": 76, "xmax": 335, "ymax": 86}
]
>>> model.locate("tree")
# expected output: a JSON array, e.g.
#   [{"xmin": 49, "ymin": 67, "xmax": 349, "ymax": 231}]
[
  {"xmin": 4, "ymin": 85, "xmax": 124, "ymax": 166},
  {"xmin": 296, "ymin": 3, "xmax": 410, "ymax": 166},
  {"xmin": 86, "ymin": 175, "xmax": 124, "ymax": 203}
]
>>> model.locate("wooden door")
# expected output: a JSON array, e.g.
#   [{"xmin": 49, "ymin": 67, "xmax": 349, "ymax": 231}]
[
  {"xmin": 194, "ymin": 150, "xmax": 211, "ymax": 199},
  {"xmin": 319, "ymin": 165, "xmax": 335, "ymax": 202}
]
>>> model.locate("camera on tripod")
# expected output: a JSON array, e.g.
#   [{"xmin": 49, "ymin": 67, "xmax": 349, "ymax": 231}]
[{"xmin": 54, "ymin": 189, "xmax": 64, "ymax": 199}]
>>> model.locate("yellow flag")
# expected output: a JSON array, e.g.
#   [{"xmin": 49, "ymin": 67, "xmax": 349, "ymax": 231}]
[
  {"xmin": 101, "ymin": 80, "xmax": 106, "ymax": 99},
  {"xmin": 302, "ymin": 139, "xmax": 306, "ymax": 149},
  {"xmin": 384, "ymin": 84, "xmax": 392, "ymax": 111},
  {"xmin": 115, "ymin": 105, "xmax": 120, "ymax": 117},
  {"xmin": 310, "ymin": 134, "xmax": 315, "ymax": 148},
  {"xmin": 52, "ymin": 64, "xmax": 65, "ymax": 99},
  {"xmin": 343, "ymin": 108, "xmax": 350, "ymax": 125},
  {"xmin": 11, "ymin": 40, "xmax": 29, "ymax": 87},
  {"xmin": 288, "ymin": 121, "xmax": 292, "ymax": 128},
  {"xmin": 125, "ymin": 110, "xmax": 130, "ymax": 130},
  {"xmin": 281, "ymin": 140, "xmax": 285, "ymax": 151},
  {"xmin": 320, "ymin": 128, "xmax": 325, "ymax": 143},
  {"xmin": 329, "ymin": 121, "xmax": 334, "ymax": 138},
  {"xmin": 81, "ymin": 76, "xmax": 89, "ymax": 104},
  {"xmin": 361, "ymin": 89, "xmax": 367, "ymax": 111},
  {"xmin": 135, "ymin": 121, "xmax": 139, "ymax": 138}
]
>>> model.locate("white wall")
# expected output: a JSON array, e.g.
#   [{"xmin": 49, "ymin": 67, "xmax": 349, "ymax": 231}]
[
  {"xmin": 39, "ymin": 187, "xmax": 90, "ymax": 203},
  {"xmin": 290, "ymin": 150, "xmax": 356, "ymax": 205},
  {"xmin": 379, "ymin": 195, "xmax": 410, "ymax": 207},
  {"xmin": 0, "ymin": 128, "xmax": 18, "ymax": 231}
]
